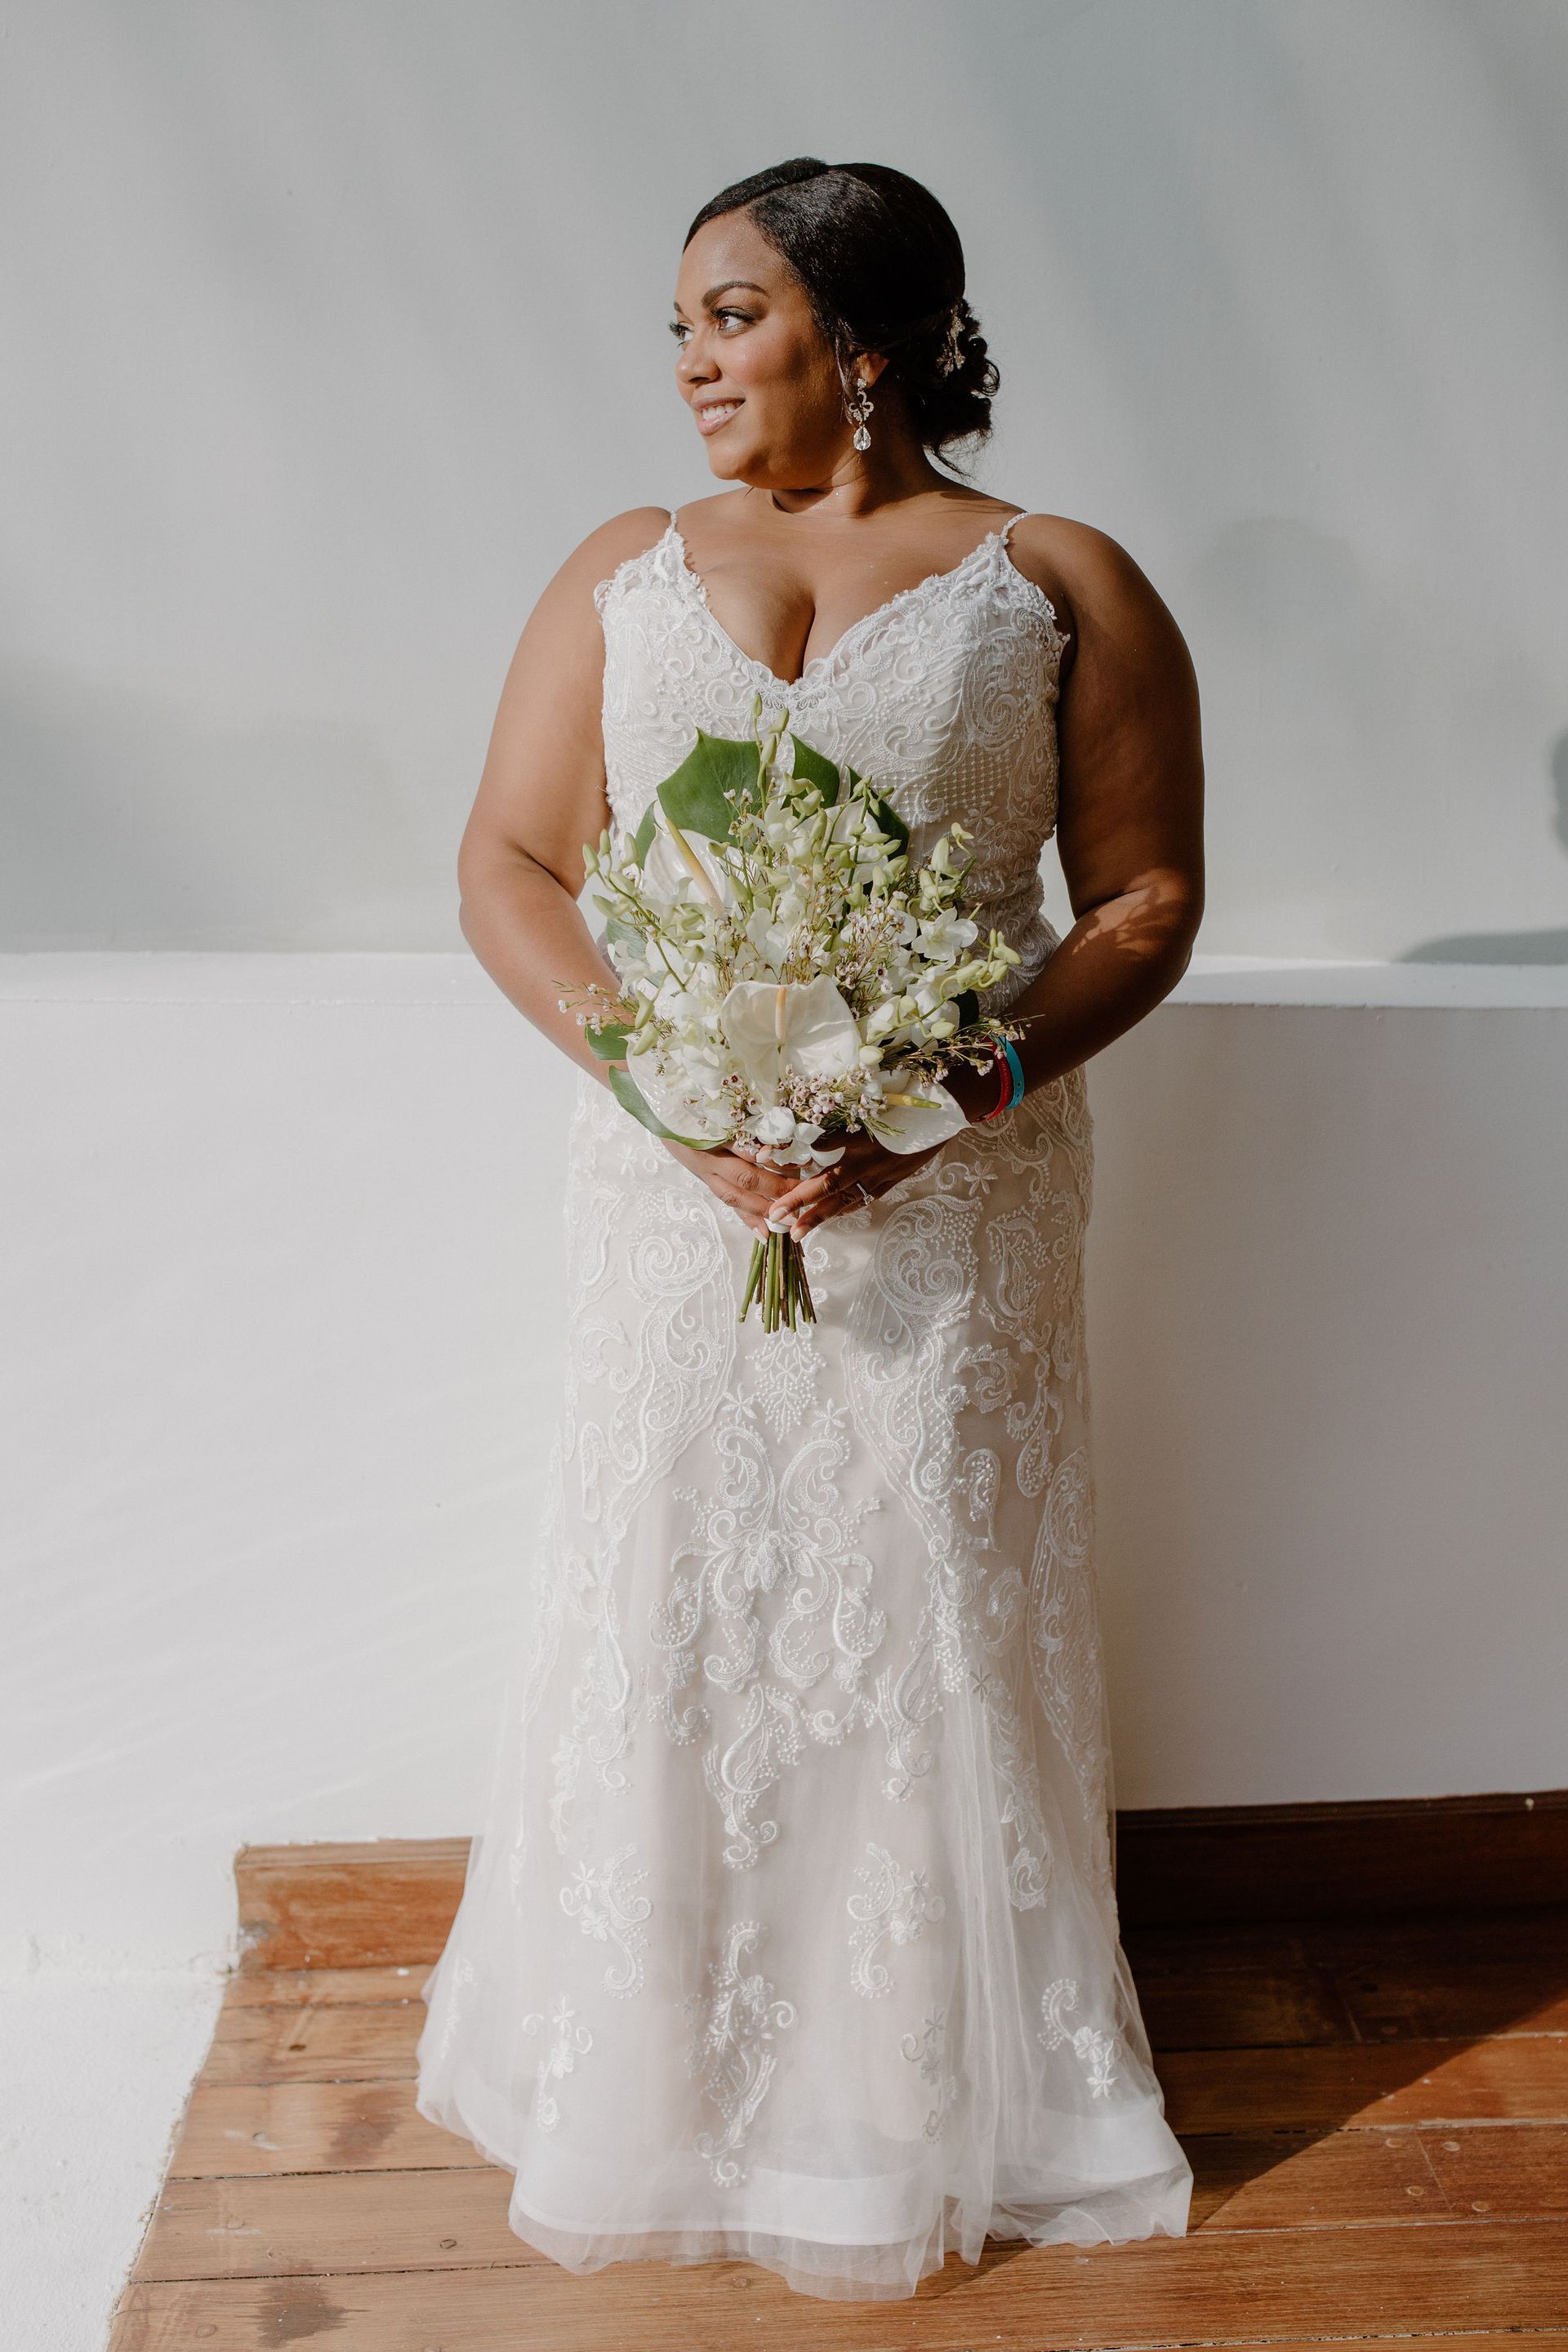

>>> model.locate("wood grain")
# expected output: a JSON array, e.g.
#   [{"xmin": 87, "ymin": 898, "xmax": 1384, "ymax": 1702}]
[
  {"xmin": 202, "ymin": 1999, "xmax": 426, "ymax": 2086},
  {"xmin": 235, "ymin": 1837, "xmax": 470, "ymax": 1971},
  {"xmin": 107, "ymin": 2220, "xmax": 1568, "ymax": 2351},
  {"xmin": 231, "ymin": 1795, "xmax": 1568, "ymax": 1971},
  {"xmin": 1160, "ymin": 2035, "xmax": 1568, "ymax": 2132},
  {"xmin": 118, "ymin": 1833, "xmax": 1568, "ymax": 2345},
  {"xmin": 1116, "ymin": 1788, "xmax": 1568, "ymax": 1925},
  {"xmin": 219, "ymin": 1964, "xmax": 427, "ymax": 2008},
  {"xmin": 167, "ymin": 2079, "xmax": 473, "ymax": 2179},
  {"xmin": 194, "ymin": 1994, "xmax": 1568, "ymax": 2127},
  {"xmin": 133, "ymin": 2125, "xmax": 1568, "ymax": 2280}
]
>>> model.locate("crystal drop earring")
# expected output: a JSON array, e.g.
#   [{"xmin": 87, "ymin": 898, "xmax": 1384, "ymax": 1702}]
[{"xmin": 846, "ymin": 374, "xmax": 874, "ymax": 452}]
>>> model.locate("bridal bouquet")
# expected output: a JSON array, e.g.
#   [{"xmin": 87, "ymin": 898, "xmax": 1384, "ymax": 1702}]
[{"xmin": 568, "ymin": 694, "xmax": 1024, "ymax": 1332}]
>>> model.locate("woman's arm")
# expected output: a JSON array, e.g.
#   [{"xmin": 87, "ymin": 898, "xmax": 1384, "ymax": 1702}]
[
  {"xmin": 455, "ymin": 506, "xmax": 670, "ymax": 1077},
  {"xmin": 455, "ymin": 506, "xmax": 800, "ymax": 1238},
  {"xmin": 970, "ymin": 515, "xmax": 1206, "ymax": 1099}
]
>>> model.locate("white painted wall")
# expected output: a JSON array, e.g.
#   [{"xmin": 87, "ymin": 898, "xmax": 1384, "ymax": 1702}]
[{"xmin": 3, "ymin": 0, "xmax": 1567, "ymax": 960}]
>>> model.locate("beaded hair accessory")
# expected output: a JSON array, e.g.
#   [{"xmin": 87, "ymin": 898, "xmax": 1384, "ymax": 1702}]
[{"xmin": 935, "ymin": 300, "xmax": 966, "ymax": 376}]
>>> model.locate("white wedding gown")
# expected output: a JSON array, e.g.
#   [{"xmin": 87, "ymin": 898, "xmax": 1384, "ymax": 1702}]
[{"xmin": 415, "ymin": 510, "xmax": 1192, "ymax": 2300}]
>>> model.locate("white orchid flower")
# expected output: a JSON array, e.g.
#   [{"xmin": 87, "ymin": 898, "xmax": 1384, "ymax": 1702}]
[
  {"xmin": 748, "ymin": 1104, "xmax": 845, "ymax": 1169},
  {"xmin": 720, "ymin": 977, "xmax": 862, "ymax": 1097},
  {"xmin": 919, "ymin": 911, "xmax": 979, "ymax": 959},
  {"xmin": 744, "ymin": 904, "xmax": 800, "ymax": 972}
]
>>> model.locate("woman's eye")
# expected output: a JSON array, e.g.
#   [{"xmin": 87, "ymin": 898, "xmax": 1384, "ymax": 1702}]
[{"xmin": 668, "ymin": 310, "xmax": 751, "ymax": 345}]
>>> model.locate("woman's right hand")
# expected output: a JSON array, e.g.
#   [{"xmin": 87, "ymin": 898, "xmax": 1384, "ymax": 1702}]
[{"xmin": 660, "ymin": 1135, "xmax": 801, "ymax": 1240}]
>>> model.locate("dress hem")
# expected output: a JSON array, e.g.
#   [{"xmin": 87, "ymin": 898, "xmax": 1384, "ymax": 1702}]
[{"xmin": 413, "ymin": 2075, "xmax": 1195, "ymax": 2304}]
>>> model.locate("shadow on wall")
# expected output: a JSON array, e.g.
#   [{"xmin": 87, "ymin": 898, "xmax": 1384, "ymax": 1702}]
[{"xmin": 1401, "ymin": 731, "xmax": 1568, "ymax": 964}]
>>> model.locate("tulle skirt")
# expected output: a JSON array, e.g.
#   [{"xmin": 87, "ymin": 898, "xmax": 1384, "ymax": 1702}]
[{"xmin": 416, "ymin": 1064, "xmax": 1192, "ymax": 2300}]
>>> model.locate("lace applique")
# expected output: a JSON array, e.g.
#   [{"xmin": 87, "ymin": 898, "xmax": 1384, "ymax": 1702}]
[
  {"xmin": 849, "ymin": 1845, "xmax": 947, "ymax": 1997},
  {"xmin": 749, "ymin": 1328, "xmax": 824, "ymax": 1442},
  {"xmin": 844, "ymin": 1178, "xmax": 1058, "ymax": 1907},
  {"xmin": 900, "ymin": 2008, "xmax": 957, "ymax": 2140},
  {"xmin": 521, "ymin": 1995, "xmax": 594, "ymax": 2132},
  {"xmin": 687, "ymin": 1921, "xmax": 797, "ymax": 2186},
  {"xmin": 649, "ymin": 1395, "xmax": 888, "ymax": 1868},
  {"xmin": 560, "ymin": 1845, "xmax": 652, "ymax": 1997},
  {"xmin": 1039, "ymin": 1976, "xmax": 1120, "ymax": 2098},
  {"xmin": 1030, "ymin": 1445, "xmax": 1112, "ymax": 1879},
  {"xmin": 544, "ymin": 1107, "xmax": 739, "ymax": 1850}
]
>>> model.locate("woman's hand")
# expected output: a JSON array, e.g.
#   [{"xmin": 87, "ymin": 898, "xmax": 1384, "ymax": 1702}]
[
  {"xmin": 660, "ymin": 1135, "xmax": 805, "ymax": 1240},
  {"xmin": 754, "ymin": 1058, "xmax": 1000, "ymax": 1239}
]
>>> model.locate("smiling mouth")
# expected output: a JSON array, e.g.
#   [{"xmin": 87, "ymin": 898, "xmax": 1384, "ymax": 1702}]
[{"xmin": 696, "ymin": 400, "xmax": 742, "ymax": 433}]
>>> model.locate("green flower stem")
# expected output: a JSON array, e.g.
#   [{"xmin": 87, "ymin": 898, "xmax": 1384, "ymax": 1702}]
[
  {"xmin": 738, "ymin": 1238, "xmax": 764, "ymax": 1322},
  {"xmin": 737, "ymin": 1227, "xmax": 818, "ymax": 1334}
]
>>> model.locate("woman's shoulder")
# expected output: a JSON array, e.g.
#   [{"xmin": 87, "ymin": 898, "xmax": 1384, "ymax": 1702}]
[
  {"xmin": 1003, "ymin": 509, "xmax": 1183, "ymax": 654},
  {"xmin": 572, "ymin": 504, "xmax": 675, "ymax": 586}
]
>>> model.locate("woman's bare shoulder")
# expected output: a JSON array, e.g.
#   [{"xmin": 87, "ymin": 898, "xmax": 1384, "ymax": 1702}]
[
  {"xmin": 555, "ymin": 505, "xmax": 674, "ymax": 595},
  {"xmin": 1004, "ymin": 510, "xmax": 1190, "ymax": 657}
]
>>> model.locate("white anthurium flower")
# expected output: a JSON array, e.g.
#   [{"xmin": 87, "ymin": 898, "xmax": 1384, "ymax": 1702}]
[
  {"xmin": 866, "ymin": 1080, "xmax": 969, "ymax": 1154},
  {"xmin": 640, "ymin": 821, "xmax": 737, "ymax": 914},
  {"xmin": 720, "ymin": 976, "xmax": 862, "ymax": 1096}
]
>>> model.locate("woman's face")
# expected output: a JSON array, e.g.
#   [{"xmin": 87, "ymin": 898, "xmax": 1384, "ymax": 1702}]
[{"xmin": 671, "ymin": 212, "xmax": 872, "ymax": 488}]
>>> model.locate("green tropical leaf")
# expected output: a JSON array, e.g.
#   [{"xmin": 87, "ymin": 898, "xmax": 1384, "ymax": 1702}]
[
  {"xmin": 584, "ymin": 1019, "xmax": 632, "ymax": 1059},
  {"xmin": 630, "ymin": 801, "xmax": 659, "ymax": 866},
  {"xmin": 606, "ymin": 1062, "xmax": 720, "ymax": 1148},
  {"xmin": 789, "ymin": 733, "xmax": 840, "ymax": 805},
  {"xmin": 869, "ymin": 791, "xmax": 910, "ymax": 854},
  {"xmin": 604, "ymin": 915, "xmax": 642, "ymax": 951},
  {"xmin": 657, "ymin": 730, "xmax": 762, "ymax": 841}
]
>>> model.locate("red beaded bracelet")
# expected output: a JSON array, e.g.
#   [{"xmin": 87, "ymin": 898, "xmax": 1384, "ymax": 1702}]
[{"xmin": 977, "ymin": 1040, "xmax": 1013, "ymax": 1122}]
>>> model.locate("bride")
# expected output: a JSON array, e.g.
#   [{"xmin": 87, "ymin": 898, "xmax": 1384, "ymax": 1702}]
[{"xmin": 416, "ymin": 156, "xmax": 1205, "ymax": 2303}]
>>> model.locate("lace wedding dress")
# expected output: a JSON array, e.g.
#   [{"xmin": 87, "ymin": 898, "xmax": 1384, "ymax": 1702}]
[{"xmin": 415, "ymin": 510, "xmax": 1192, "ymax": 2301}]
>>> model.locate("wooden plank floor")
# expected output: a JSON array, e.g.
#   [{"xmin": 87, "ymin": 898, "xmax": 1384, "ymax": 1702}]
[{"xmin": 111, "ymin": 1906, "xmax": 1568, "ymax": 2350}]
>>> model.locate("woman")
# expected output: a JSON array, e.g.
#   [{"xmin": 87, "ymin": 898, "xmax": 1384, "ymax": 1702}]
[{"xmin": 416, "ymin": 157, "xmax": 1205, "ymax": 2303}]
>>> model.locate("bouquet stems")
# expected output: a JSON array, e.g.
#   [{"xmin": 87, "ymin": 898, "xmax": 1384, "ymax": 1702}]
[{"xmin": 740, "ymin": 1227, "xmax": 817, "ymax": 1333}]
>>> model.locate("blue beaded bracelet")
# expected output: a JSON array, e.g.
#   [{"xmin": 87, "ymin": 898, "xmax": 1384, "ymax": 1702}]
[{"xmin": 978, "ymin": 1036, "xmax": 1027, "ymax": 1122}]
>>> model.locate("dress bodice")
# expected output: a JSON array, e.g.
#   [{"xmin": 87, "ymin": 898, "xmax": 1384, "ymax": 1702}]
[{"xmin": 592, "ymin": 514, "xmax": 1071, "ymax": 1012}]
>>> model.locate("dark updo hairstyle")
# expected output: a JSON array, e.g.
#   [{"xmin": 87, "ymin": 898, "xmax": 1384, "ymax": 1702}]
[{"xmin": 684, "ymin": 157, "xmax": 999, "ymax": 475}]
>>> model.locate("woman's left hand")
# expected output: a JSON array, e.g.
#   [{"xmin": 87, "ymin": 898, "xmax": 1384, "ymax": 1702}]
[{"xmin": 743, "ymin": 1060, "xmax": 998, "ymax": 1238}]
